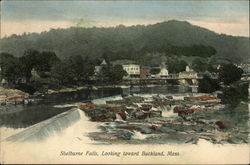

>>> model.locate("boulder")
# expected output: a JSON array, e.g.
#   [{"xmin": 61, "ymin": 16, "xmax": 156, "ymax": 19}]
[
  {"xmin": 90, "ymin": 115, "xmax": 113, "ymax": 122},
  {"xmin": 79, "ymin": 103, "xmax": 96, "ymax": 109},
  {"xmin": 215, "ymin": 120, "xmax": 230, "ymax": 129}
]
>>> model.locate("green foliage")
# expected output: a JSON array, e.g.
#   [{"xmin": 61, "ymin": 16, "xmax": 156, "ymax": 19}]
[
  {"xmin": 2, "ymin": 20, "xmax": 247, "ymax": 64},
  {"xmin": 51, "ymin": 55, "xmax": 95, "ymax": 86},
  {"xmin": 100, "ymin": 65, "xmax": 127, "ymax": 83},
  {"xmin": 0, "ymin": 53, "xmax": 23, "ymax": 83},
  {"xmin": 192, "ymin": 58, "xmax": 218, "ymax": 73},
  {"xmin": 50, "ymin": 61, "xmax": 74, "ymax": 86},
  {"xmin": 221, "ymin": 83, "xmax": 249, "ymax": 106},
  {"xmin": 166, "ymin": 59, "xmax": 187, "ymax": 73},
  {"xmin": 198, "ymin": 75, "xmax": 220, "ymax": 93},
  {"xmin": 219, "ymin": 64, "xmax": 243, "ymax": 85},
  {"xmin": 161, "ymin": 45, "xmax": 216, "ymax": 58},
  {"xmin": 0, "ymin": 50, "xmax": 61, "ymax": 85},
  {"xmin": 150, "ymin": 68, "xmax": 160, "ymax": 75}
]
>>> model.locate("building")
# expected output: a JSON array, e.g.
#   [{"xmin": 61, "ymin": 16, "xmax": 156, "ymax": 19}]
[
  {"xmin": 179, "ymin": 65, "xmax": 198, "ymax": 79},
  {"xmin": 94, "ymin": 59, "xmax": 108, "ymax": 75},
  {"xmin": 122, "ymin": 64, "xmax": 140, "ymax": 78},
  {"xmin": 156, "ymin": 63, "xmax": 169, "ymax": 78},
  {"xmin": 31, "ymin": 68, "xmax": 40, "ymax": 79}
]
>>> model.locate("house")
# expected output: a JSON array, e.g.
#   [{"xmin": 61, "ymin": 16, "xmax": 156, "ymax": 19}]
[
  {"xmin": 0, "ymin": 66, "xmax": 7, "ymax": 87},
  {"xmin": 179, "ymin": 65, "xmax": 198, "ymax": 79},
  {"xmin": 122, "ymin": 64, "xmax": 140, "ymax": 78},
  {"xmin": 94, "ymin": 59, "xmax": 108, "ymax": 75},
  {"xmin": 31, "ymin": 68, "xmax": 40, "ymax": 79},
  {"xmin": 156, "ymin": 63, "xmax": 169, "ymax": 78}
]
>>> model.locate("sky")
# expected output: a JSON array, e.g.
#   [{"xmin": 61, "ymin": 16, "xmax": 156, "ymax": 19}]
[{"xmin": 1, "ymin": 0, "xmax": 249, "ymax": 37}]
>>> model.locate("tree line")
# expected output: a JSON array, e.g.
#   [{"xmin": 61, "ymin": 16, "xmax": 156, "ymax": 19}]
[
  {"xmin": 0, "ymin": 50, "xmax": 127, "ymax": 92},
  {"xmin": 198, "ymin": 63, "xmax": 248, "ymax": 106}
]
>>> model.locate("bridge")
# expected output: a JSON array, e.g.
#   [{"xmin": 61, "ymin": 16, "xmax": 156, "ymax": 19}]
[{"xmin": 123, "ymin": 74, "xmax": 213, "ymax": 86}]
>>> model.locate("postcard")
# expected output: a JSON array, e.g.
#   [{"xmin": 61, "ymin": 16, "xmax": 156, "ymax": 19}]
[{"xmin": 0, "ymin": 0, "xmax": 249, "ymax": 164}]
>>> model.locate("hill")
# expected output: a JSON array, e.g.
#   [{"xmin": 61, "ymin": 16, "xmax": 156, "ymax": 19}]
[{"xmin": 0, "ymin": 20, "xmax": 249, "ymax": 63}]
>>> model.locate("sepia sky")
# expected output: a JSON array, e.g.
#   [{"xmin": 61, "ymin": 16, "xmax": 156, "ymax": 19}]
[{"xmin": 1, "ymin": 0, "xmax": 249, "ymax": 37}]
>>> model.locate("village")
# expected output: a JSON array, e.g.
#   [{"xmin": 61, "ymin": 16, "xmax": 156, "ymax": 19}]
[{"xmin": 0, "ymin": 57, "xmax": 250, "ymax": 106}]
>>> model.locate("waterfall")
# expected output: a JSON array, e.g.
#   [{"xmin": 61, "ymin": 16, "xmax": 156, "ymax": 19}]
[
  {"xmin": 5, "ymin": 108, "xmax": 81, "ymax": 142},
  {"xmin": 4, "ymin": 108, "xmax": 101, "ymax": 144},
  {"xmin": 160, "ymin": 105, "xmax": 178, "ymax": 118}
]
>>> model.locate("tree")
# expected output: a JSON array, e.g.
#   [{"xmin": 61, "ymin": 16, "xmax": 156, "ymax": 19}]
[
  {"xmin": 198, "ymin": 75, "xmax": 220, "ymax": 93},
  {"xmin": 221, "ymin": 83, "xmax": 249, "ymax": 106},
  {"xmin": 167, "ymin": 59, "xmax": 187, "ymax": 73},
  {"xmin": 51, "ymin": 55, "xmax": 95, "ymax": 86},
  {"xmin": 219, "ymin": 64, "xmax": 243, "ymax": 85},
  {"xmin": 192, "ymin": 58, "xmax": 208, "ymax": 72},
  {"xmin": 51, "ymin": 61, "xmax": 75, "ymax": 86},
  {"xmin": 0, "ymin": 53, "xmax": 22, "ymax": 84},
  {"xmin": 19, "ymin": 49, "xmax": 40, "ymax": 82},
  {"xmin": 101, "ymin": 65, "xmax": 127, "ymax": 83},
  {"xmin": 35, "ymin": 51, "xmax": 60, "ymax": 73}
]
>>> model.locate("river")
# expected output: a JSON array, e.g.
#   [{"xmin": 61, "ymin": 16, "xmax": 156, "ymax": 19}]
[{"xmin": 0, "ymin": 85, "xmax": 249, "ymax": 164}]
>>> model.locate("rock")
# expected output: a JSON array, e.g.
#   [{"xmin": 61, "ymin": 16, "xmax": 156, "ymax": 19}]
[
  {"xmin": 149, "ymin": 111, "xmax": 162, "ymax": 118},
  {"xmin": 173, "ymin": 106, "xmax": 203, "ymax": 116},
  {"xmin": 79, "ymin": 103, "xmax": 96, "ymax": 109},
  {"xmin": 107, "ymin": 106, "xmax": 123, "ymax": 111},
  {"xmin": 116, "ymin": 125, "xmax": 142, "ymax": 131},
  {"xmin": 91, "ymin": 115, "xmax": 113, "ymax": 122},
  {"xmin": 136, "ymin": 111, "xmax": 150, "ymax": 119},
  {"xmin": 215, "ymin": 120, "xmax": 230, "ymax": 129},
  {"xmin": 184, "ymin": 95, "xmax": 220, "ymax": 103},
  {"xmin": 117, "ymin": 111, "xmax": 127, "ymax": 120},
  {"xmin": 139, "ymin": 104, "xmax": 152, "ymax": 111},
  {"xmin": 159, "ymin": 127, "xmax": 176, "ymax": 133},
  {"xmin": 151, "ymin": 124, "xmax": 161, "ymax": 131}
]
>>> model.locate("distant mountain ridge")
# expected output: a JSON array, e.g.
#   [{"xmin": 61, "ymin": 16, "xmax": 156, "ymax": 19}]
[{"xmin": 0, "ymin": 20, "xmax": 249, "ymax": 63}]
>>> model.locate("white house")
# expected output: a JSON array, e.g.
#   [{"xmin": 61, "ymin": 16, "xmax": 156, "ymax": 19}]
[
  {"xmin": 179, "ymin": 65, "xmax": 198, "ymax": 79},
  {"xmin": 122, "ymin": 64, "xmax": 140, "ymax": 78},
  {"xmin": 94, "ymin": 59, "xmax": 108, "ymax": 75},
  {"xmin": 156, "ymin": 63, "xmax": 169, "ymax": 78}
]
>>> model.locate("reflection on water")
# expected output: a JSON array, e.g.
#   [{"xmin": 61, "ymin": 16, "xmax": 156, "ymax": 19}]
[
  {"xmin": 0, "ymin": 105, "xmax": 69, "ymax": 128},
  {"xmin": 0, "ymin": 85, "xmax": 189, "ymax": 129},
  {"xmin": 1, "ymin": 85, "xmax": 249, "ymax": 144}
]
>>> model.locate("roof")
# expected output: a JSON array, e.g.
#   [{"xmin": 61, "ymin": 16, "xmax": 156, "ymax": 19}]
[{"xmin": 101, "ymin": 59, "xmax": 107, "ymax": 65}]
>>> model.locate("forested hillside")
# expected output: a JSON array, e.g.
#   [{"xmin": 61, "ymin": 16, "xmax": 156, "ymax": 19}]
[{"xmin": 0, "ymin": 20, "xmax": 249, "ymax": 63}]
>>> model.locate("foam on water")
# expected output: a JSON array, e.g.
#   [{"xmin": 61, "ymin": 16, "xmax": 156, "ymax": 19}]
[
  {"xmin": 3, "ymin": 108, "xmax": 100, "ymax": 144},
  {"xmin": 0, "ymin": 127, "xmax": 25, "ymax": 140},
  {"xmin": 92, "ymin": 95, "xmax": 123, "ymax": 104},
  {"xmin": 160, "ymin": 105, "xmax": 178, "ymax": 118},
  {"xmin": 132, "ymin": 131, "xmax": 147, "ymax": 140},
  {"xmin": 53, "ymin": 102, "xmax": 83, "ymax": 108}
]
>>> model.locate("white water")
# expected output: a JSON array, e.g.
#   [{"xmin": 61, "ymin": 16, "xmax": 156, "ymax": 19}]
[
  {"xmin": 160, "ymin": 105, "xmax": 178, "ymax": 118},
  {"xmin": 92, "ymin": 95, "xmax": 123, "ymax": 104},
  {"xmin": 1, "ymin": 105, "xmax": 249, "ymax": 164},
  {"xmin": 2, "ymin": 108, "xmax": 100, "ymax": 143},
  {"xmin": 53, "ymin": 102, "xmax": 83, "ymax": 108},
  {"xmin": 132, "ymin": 131, "xmax": 147, "ymax": 140}
]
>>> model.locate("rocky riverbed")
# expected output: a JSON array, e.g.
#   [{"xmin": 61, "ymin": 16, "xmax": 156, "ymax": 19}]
[
  {"xmin": 79, "ymin": 94, "xmax": 249, "ymax": 144},
  {"xmin": 0, "ymin": 88, "xmax": 30, "ymax": 105}
]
